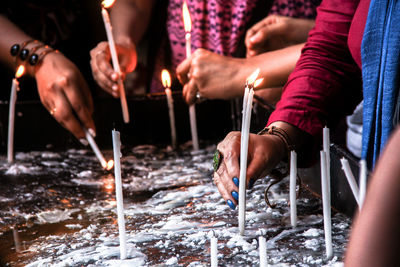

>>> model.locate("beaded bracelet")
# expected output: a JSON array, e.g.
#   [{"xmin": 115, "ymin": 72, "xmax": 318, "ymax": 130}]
[{"xmin": 10, "ymin": 40, "xmax": 57, "ymax": 67}]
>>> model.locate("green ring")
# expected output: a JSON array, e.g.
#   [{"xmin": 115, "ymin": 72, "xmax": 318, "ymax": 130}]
[{"xmin": 213, "ymin": 150, "xmax": 222, "ymax": 172}]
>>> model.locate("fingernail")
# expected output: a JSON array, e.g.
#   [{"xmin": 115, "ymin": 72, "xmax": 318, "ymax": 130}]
[
  {"xmin": 250, "ymin": 35, "xmax": 257, "ymax": 43},
  {"xmin": 112, "ymin": 84, "xmax": 119, "ymax": 91},
  {"xmin": 231, "ymin": 191, "xmax": 238, "ymax": 201},
  {"xmin": 232, "ymin": 177, "xmax": 239, "ymax": 187},
  {"xmin": 227, "ymin": 200, "xmax": 236, "ymax": 210},
  {"xmin": 79, "ymin": 138, "xmax": 89, "ymax": 146},
  {"xmin": 88, "ymin": 128, "xmax": 96, "ymax": 137},
  {"xmin": 111, "ymin": 73, "xmax": 118, "ymax": 81}
]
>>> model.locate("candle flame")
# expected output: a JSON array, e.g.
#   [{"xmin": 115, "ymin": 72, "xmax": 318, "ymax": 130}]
[
  {"xmin": 182, "ymin": 1, "xmax": 192, "ymax": 33},
  {"xmin": 254, "ymin": 78, "xmax": 264, "ymax": 88},
  {"xmin": 102, "ymin": 0, "xmax": 115, "ymax": 8},
  {"xmin": 161, "ymin": 69, "xmax": 171, "ymax": 88},
  {"xmin": 15, "ymin": 65, "xmax": 25, "ymax": 78},
  {"xmin": 246, "ymin": 68, "xmax": 260, "ymax": 85},
  {"xmin": 104, "ymin": 160, "xmax": 114, "ymax": 170}
]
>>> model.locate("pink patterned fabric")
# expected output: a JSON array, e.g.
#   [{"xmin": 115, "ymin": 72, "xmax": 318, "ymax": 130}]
[
  {"xmin": 150, "ymin": 0, "xmax": 320, "ymax": 92},
  {"xmin": 167, "ymin": 0, "xmax": 258, "ymax": 71}
]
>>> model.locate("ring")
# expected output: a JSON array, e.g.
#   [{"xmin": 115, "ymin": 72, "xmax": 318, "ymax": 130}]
[
  {"xmin": 196, "ymin": 92, "xmax": 201, "ymax": 99},
  {"xmin": 213, "ymin": 149, "xmax": 223, "ymax": 172},
  {"xmin": 50, "ymin": 107, "xmax": 57, "ymax": 115}
]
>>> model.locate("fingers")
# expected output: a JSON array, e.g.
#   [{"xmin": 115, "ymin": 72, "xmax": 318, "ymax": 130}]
[
  {"xmin": 185, "ymin": 79, "xmax": 198, "ymax": 105},
  {"xmin": 51, "ymin": 88, "xmax": 86, "ymax": 140},
  {"xmin": 176, "ymin": 57, "xmax": 192, "ymax": 85},
  {"xmin": 90, "ymin": 42, "xmax": 119, "ymax": 97}
]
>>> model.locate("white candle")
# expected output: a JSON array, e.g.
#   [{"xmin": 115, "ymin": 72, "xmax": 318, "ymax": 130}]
[
  {"xmin": 210, "ymin": 231, "xmax": 218, "ymax": 267},
  {"xmin": 85, "ymin": 129, "xmax": 109, "ymax": 169},
  {"xmin": 101, "ymin": 5, "xmax": 130, "ymax": 123},
  {"xmin": 259, "ymin": 232, "xmax": 268, "ymax": 267},
  {"xmin": 320, "ymin": 151, "xmax": 333, "ymax": 259},
  {"xmin": 289, "ymin": 150, "xmax": 297, "ymax": 227},
  {"xmin": 182, "ymin": 1, "xmax": 199, "ymax": 150},
  {"xmin": 7, "ymin": 78, "xmax": 19, "ymax": 163},
  {"xmin": 239, "ymin": 88, "xmax": 254, "ymax": 236},
  {"xmin": 323, "ymin": 126, "xmax": 331, "ymax": 203},
  {"xmin": 112, "ymin": 130, "xmax": 127, "ymax": 260},
  {"xmin": 12, "ymin": 227, "xmax": 21, "ymax": 253},
  {"xmin": 359, "ymin": 159, "xmax": 367, "ymax": 210},
  {"xmin": 165, "ymin": 88, "xmax": 177, "ymax": 149},
  {"xmin": 340, "ymin": 157, "xmax": 361, "ymax": 206}
]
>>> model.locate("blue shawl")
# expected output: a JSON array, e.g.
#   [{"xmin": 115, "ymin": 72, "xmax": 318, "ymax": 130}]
[{"xmin": 361, "ymin": 0, "xmax": 400, "ymax": 168}]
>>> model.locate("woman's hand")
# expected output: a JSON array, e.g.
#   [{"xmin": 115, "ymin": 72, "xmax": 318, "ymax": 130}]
[
  {"xmin": 212, "ymin": 131, "xmax": 286, "ymax": 209},
  {"xmin": 90, "ymin": 40, "xmax": 137, "ymax": 97},
  {"xmin": 245, "ymin": 15, "xmax": 315, "ymax": 57},
  {"xmin": 35, "ymin": 52, "xmax": 95, "ymax": 141},
  {"xmin": 177, "ymin": 48, "xmax": 252, "ymax": 105}
]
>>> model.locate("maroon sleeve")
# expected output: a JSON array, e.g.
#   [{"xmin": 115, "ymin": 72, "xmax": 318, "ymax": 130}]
[{"xmin": 267, "ymin": 0, "xmax": 363, "ymax": 147}]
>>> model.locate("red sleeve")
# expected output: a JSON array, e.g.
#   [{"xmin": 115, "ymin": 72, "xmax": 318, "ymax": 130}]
[{"xmin": 267, "ymin": 0, "xmax": 363, "ymax": 147}]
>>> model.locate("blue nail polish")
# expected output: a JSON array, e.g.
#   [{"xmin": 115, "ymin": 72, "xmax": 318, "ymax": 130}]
[
  {"xmin": 231, "ymin": 191, "xmax": 239, "ymax": 201},
  {"xmin": 232, "ymin": 177, "xmax": 239, "ymax": 187},
  {"xmin": 227, "ymin": 200, "xmax": 236, "ymax": 210}
]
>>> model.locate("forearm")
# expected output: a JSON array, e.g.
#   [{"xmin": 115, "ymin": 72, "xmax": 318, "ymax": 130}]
[
  {"xmin": 345, "ymin": 126, "xmax": 400, "ymax": 266},
  {"xmin": 110, "ymin": 0, "xmax": 155, "ymax": 47},
  {"xmin": 0, "ymin": 15, "xmax": 35, "ymax": 70}
]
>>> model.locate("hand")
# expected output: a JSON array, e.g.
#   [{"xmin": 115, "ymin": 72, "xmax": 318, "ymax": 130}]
[
  {"xmin": 35, "ymin": 52, "xmax": 95, "ymax": 140},
  {"xmin": 90, "ymin": 40, "xmax": 137, "ymax": 97},
  {"xmin": 177, "ymin": 48, "xmax": 249, "ymax": 105},
  {"xmin": 213, "ymin": 131, "xmax": 286, "ymax": 209},
  {"xmin": 245, "ymin": 15, "xmax": 315, "ymax": 57}
]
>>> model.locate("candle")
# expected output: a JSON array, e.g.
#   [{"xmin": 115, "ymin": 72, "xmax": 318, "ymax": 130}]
[
  {"xmin": 101, "ymin": 0, "xmax": 130, "ymax": 123},
  {"xmin": 323, "ymin": 126, "xmax": 331, "ymax": 203},
  {"xmin": 238, "ymin": 69, "xmax": 263, "ymax": 235},
  {"xmin": 161, "ymin": 69, "xmax": 177, "ymax": 149},
  {"xmin": 358, "ymin": 159, "xmax": 367, "ymax": 210},
  {"xmin": 259, "ymin": 230, "xmax": 268, "ymax": 267},
  {"xmin": 12, "ymin": 226, "xmax": 22, "ymax": 253},
  {"xmin": 7, "ymin": 65, "xmax": 25, "ymax": 163},
  {"xmin": 320, "ymin": 151, "xmax": 333, "ymax": 259},
  {"xmin": 85, "ymin": 129, "xmax": 114, "ymax": 170},
  {"xmin": 112, "ymin": 129, "xmax": 127, "ymax": 260},
  {"xmin": 210, "ymin": 231, "xmax": 218, "ymax": 267},
  {"xmin": 182, "ymin": 1, "xmax": 199, "ymax": 150},
  {"xmin": 289, "ymin": 150, "xmax": 297, "ymax": 227},
  {"xmin": 340, "ymin": 157, "xmax": 361, "ymax": 206}
]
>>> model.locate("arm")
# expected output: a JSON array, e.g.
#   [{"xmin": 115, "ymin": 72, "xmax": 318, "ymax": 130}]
[
  {"xmin": 177, "ymin": 43, "xmax": 303, "ymax": 105},
  {"xmin": 90, "ymin": 0, "xmax": 155, "ymax": 96},
  {"xmin": 0, "ymin": 15, "xmax": 95, "ymax": 141},
  {"xmin": 345, "ymin": 126, "xmax": 400, "ymax": 267}
]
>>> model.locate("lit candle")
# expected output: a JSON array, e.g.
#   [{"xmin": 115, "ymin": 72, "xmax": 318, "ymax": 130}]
[
  {"xmin": 85, "ymin": 129, "xmax": 114, "ymax": 170},
  {"xmin": 101, "ymin": 0, "xmax": 130, "ymax": 123},
  {"xmin": 7, "ymin": 65, "xmax": 25, "ymax": 163},
  {"xmin": 340, "ymin": 157, "xmax": 360, "ymax": 206},
  {"xmin": 358, "ymin": 159, "xmax": 367, "ymax": 210},
  {"xmin": 323, "ymin": 126, "xmax": 331, "ymax": 203},
  {"xmin": 161, "ymin": 69, "xmax": 177, "ymax": 149},
  {"xmin": 182, "ymin": 1, "xmax": 199, "ymax": 150},
  {"xmin": 259, "ymin": 230, "xmax": 268, "ymax": 267},
  {"xmin": 210, "ymin": 231, "xmax": 218, "ymax": 267},
  {"xmin": 320, "ymin": 151, "xmax": 333, "ymax": 259},
  {"xmin": 112, "ymin": 129, "xmax": 127, "ymax": 260},
  {"xmin": 239, "ymin": 69, "xmax": 263, "ymax": 235},
  {"xmin": 289, "ymin": 150, "xmax": 297, "ymax": 227}
]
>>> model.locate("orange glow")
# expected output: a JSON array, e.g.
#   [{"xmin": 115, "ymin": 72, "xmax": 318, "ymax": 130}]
[
  {"xmin": 254, "ymin": 78, "xmax": 264, "ymax": 88},
  {"xmin": 105, "ymin": 160, "xmax": 114, "ymax": 170},
  {"xmin": 161, "ymin": 69, "xmax": 171, "ymax": 88},
  {"xmin": 246, "ymin": 68, "xmax": 260, "ymax": 85},
  {"xmin": 15, "ymin": 65, "xmax": 25, "ymax": 78},
  {"xmin": 101, "ymin": 0, "xmax": 115, "ymax": 8},
  {"xmin": 182, "ymin": 1, "xmax": 192, "ymax": 33}
]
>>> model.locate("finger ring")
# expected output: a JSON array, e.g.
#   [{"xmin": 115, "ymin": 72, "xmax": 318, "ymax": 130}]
[
  {"xmin": 213, "ymin": 149, "xmax": 223, "ymax": 172},
  {"xmin": 196, "ymin": 92, "xmax": 201, "ymax": 99},
  {"xmin": 50, "ymin": 107, "xmax": 57, "ymax": 115}
]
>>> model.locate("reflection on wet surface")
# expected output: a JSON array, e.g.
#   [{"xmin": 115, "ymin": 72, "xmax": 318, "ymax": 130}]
[{"xmin": 0, "ymin": 145, "xmax": 349, "ymax": 266}]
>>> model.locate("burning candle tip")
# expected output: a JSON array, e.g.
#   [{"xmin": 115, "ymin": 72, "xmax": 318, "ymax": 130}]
[
  {"xmin": 15, "ymin": 65, "xmax": 25, "ymax": 78},
  {"xmin": 101, "ymin": 0, "xmax": 115, "ymax": 9}
]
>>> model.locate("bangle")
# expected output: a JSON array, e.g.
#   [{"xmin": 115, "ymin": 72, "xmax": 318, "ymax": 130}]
[
  {"xmin": 36, "ymin": 46, "xmax": 58, "ymax": 66},
  {"xmin": 27, "ymin": 44, "xmax": 46, "ymax": 66},
  {"xmin": 257, "ymin": 126, "xmax": 295, "ymax": 154}
]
